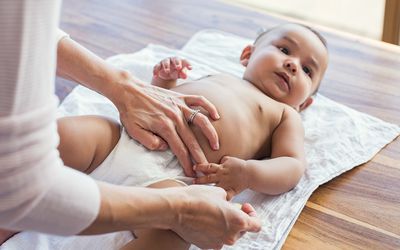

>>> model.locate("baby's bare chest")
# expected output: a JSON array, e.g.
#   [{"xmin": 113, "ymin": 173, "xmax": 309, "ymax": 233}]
[{"xmin": 174, "ymin": 75, "xmax": 284, "ymax": 162}]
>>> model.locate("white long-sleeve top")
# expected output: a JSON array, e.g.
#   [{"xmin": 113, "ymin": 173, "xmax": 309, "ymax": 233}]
[{"xmin": 0, "ymin": 0, "xmax": 100, "ymax": 234}]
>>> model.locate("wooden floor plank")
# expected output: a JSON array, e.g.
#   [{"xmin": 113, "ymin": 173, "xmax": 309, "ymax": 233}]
[
  {"xmin": 283, "ymin": 206, "xmax": 400, "ymax": 250},
  {"xmin": 306, "ymin": 201, "xmax": 400, "ymax": 239},
  {"xmin": 308, "ymin": 161, "xmax": 400, "ymax": 236}
]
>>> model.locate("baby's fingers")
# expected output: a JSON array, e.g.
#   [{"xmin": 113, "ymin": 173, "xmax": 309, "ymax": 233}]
[
  {"xmin": 161, "ymin": 58, "xmax": 171, "ymax": 73},
  {"xmin": 194, "ymin": 163, "xmax": 221, "ymax": 174},
  {"xmin": 171, "ymin": 57, "xmax": 182, "ymax": 70},
  {"xmin": 181, "ymin": 59, "xmax": 192, "ymax": 70},
  {"xmin": 194, "ymin": 174, "xmax": 219, "ymax": 184},
  {"xmin": 153, "ymin": 63, "xmax": 162, "ymax": 78}
]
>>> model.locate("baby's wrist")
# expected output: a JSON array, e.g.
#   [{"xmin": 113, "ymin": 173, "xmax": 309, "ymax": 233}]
[
  {"xmin": 242, "ymin": 160, "xmax": 252, "ymax": 190},
  {"xmin": 151, "ymin": 76, "xmax": 177, "ymax": 89}
]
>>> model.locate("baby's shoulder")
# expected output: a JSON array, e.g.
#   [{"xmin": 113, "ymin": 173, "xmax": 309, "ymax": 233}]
[{"xmin": 278, "ymin": 104, "xmax": 303, "ymax": 128}]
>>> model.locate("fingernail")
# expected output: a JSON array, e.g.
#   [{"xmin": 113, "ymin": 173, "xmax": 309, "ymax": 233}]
[
  {"xmin": 193, "ymin": 165, "xmax": 197, "ymax": 170},
  {"xmin": 215, "ymin": 114, "xmax": 220, "ymax": 119},
  {"xmin": 249, "ymin": 211, "xmax": 257, "ymax": 216},
  {"xmin": 213, "ymin": 142, "xmax": 219, "ymax": 150},
  {"xmin": 158, "ymin": 143, "xmax": 168, "ymax": 151}
]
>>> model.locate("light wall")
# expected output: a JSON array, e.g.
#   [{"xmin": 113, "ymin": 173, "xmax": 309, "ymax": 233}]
[{"xmin": 224, "ymin": 0, "xmax": 385, "ymax": 40}]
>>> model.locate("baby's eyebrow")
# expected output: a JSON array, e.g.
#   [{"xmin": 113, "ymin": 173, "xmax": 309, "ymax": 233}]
[
  {"xmin": 283, "ymin": 36, "xmax": 299, "ymax": 50},
  {"xmin": 283, "ymin": 35, "xmax": 320, "ymax": 72},
  {"xmin": 309, "ymin": 56, "xmax": 319, "ymax": 72}
]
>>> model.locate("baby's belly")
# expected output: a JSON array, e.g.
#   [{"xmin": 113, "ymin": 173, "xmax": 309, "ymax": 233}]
[
  {"xmin": 174, "ymin": 80, "xmax": 269, "ymax": 163},
  {"xmin": 189, "ymin": 110, "xmax": 256, "ymax": 163}
]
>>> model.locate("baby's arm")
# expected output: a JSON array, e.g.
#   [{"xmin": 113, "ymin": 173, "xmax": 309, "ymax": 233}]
[
  {"xmin": 194, "ymin": 106, "xmax": 306, "ymax": 197},
  {"xmin": 151, "ymin": 57, "xmax": 192, "ymax": 89},
  {"xmin": 245, "ymin": 106, "xmax": 306, "ymax": 195},
  {"xmin": 57, "ymin": 115, "xmax": 121, "ymax": 174}
]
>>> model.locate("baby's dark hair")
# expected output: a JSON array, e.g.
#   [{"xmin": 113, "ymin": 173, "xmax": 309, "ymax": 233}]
[
  {"xmin": 254, "ymin": 23, "xmax": 328, "ymax": 96},
  {"xmin": 254, "ymin": 23, "xmax": 328, "ymax": 48}
]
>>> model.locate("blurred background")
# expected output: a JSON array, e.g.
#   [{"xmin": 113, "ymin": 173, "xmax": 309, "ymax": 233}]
[{"xmin": 224, "ymin": 0, "xmax": 399, "ymax": 45}]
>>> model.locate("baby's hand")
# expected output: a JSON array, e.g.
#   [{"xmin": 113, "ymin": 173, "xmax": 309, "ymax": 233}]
[
  {"xmin": 153, "ymin": 57, "xmax": 192, "ymax": 81},
  {"xmin": 193, "ymin": 156, "xmax": 249, "ymax": 200}
]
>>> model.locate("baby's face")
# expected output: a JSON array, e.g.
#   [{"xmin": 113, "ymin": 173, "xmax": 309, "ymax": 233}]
[{"xmin": 241, "ymin": 24, "xmax": 328, "ymax": 110}]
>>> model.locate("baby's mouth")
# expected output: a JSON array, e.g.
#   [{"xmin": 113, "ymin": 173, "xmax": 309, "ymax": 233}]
[{"xmin": 274, "ymin": 72, "xmax": 291, "ymax": 92}]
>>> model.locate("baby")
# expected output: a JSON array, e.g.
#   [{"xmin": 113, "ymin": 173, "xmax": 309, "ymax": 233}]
[{"xmin": 57, "ymin": 23, "xmax": 328, "ymax": 249}]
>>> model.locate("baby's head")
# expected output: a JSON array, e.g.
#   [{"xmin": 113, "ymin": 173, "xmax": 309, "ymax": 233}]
[{"xmin": 240, "ymin": 23, "xmax": 329, "ymax": 111}]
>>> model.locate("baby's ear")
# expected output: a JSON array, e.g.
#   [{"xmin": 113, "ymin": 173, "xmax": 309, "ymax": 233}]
[
  {"xmin": 240, "ymin": 45, "xmax": 254, "ymax": 66},
  {"xmin": 299, "ymin": 97, "xmax": 314, "ymax": 112}
]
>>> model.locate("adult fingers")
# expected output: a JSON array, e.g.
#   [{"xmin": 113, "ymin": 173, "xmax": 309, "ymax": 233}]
[
  {"xmin": 241, "ymin": 203, "xmax": 262, "ymax": 232},
  {"xmin": 182, "ymin": 106, "xmax": 219, "ymax": 151},
  {"xmin": 241, "ymin": 203, "xmax": 257, "ymax": 217},
  {"xmin": 123, "ymin": 123, "xmax": 168, "ymax": 151},
  {"xmin": 193, "ymin": 163, "xmax": 220, "ymax": 174},
  {"xmin": 156, "ymin": 117, "xmax": 196, "ymax": 177},
  {"xmin": 175, "ymin": 107, "xmax": 209, "ymax": 164},
  {"xmin": 184, "ymin": 95, "xmax": 220, "ymax": 120}
]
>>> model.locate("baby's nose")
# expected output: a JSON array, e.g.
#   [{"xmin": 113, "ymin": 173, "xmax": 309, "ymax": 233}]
[{"xmin": 285, "ymin": 62, "xmax": 297, "ymax": 73}]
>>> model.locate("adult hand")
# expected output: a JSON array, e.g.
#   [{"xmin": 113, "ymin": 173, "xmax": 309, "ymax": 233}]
[
  {"xmin": 113, "ymin": 73, "xmax": 220, "ymax": 177},
  {"xmin": 171, "ymin": 185, "xmax": 261, "ymax": 249}
]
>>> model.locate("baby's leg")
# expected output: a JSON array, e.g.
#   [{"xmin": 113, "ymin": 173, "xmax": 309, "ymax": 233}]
[
  {"xmin": 121, "ymin": 179, "xmax": 190, "ymax": 250},
  {"xmin": 57, "ymin": 115, "xmax": 121, "ymax": 174},
  {"xmin": 0, "ymin": 230, "xmax": 17, "ymax": 245}
]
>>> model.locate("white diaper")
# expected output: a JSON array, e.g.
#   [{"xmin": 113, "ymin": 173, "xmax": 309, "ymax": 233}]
[{"xmin": 90, "ymin": 128, "xmax": 193, "ymax": 186}]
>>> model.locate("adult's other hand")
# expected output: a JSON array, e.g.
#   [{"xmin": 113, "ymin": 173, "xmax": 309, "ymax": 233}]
[{"xmin": 171, "ymin": 185, "xmax": 261, "ymax": 249}]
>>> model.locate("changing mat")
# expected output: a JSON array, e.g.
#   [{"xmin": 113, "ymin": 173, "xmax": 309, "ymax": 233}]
[{"xmin": 3, "ymin": 30, "xmax": 400, "ymax": 250}]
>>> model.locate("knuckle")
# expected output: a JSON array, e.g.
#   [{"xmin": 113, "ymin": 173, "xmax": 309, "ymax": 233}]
[
  {"xmin": 158, "ymin": 119, "xmax": 173, "ymax": 132},
  {"xmin": 174, "ymin": 143, "xmax": 187, "ymax": 155},
  {"xmin": 233, "ymin": 216, "xmax": 247, "ymax": 228},
  {"xmin": 171, "ymin": 111, "xmax": 183, "ymax": 123},
  {"xmin": 195, "ymin": 113, "xmax": 207, "ymax": 126},
  {"xmin": 147, "ymin": 139, "xmax": 160, "ymax": 150},
  {"xmin": 224, "ymin": 237, "xmax": 236, "ymax": 246},
  {"xmin": 198, "ymin": 95, "xmax": 206, "ymax": 102}
]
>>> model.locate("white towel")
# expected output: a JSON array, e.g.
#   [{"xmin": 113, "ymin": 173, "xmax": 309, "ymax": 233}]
[{"xmin": 3, "ymin": 29, "xmax": 399, "ymax": 250}]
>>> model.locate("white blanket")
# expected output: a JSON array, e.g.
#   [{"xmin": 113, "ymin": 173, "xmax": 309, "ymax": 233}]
[{"xmin": 3, "ymin": 30, "xmax": 400, "ymax": 250}]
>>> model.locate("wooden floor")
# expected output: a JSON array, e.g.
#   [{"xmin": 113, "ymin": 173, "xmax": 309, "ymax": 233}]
[{"xmin": 59, "ymin": 0, "xmax": 400, "ymax": 249}]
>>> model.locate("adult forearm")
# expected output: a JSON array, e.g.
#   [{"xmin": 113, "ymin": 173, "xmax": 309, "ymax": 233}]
[
  {"xmin": 56, "ymin": 37, "xmax": 131, "ymax": 103},
  {"xmin": 80, "ymin": 182, "xmax": 179, "ymax": 234},
  {"xmin": 246, "ymin": 157, "xmax": 305, "ymax": 195}
]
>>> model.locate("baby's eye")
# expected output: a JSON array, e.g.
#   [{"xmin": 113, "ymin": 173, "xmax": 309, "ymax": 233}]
[
  {"xmin": 279, "ymin": 47, "xmax": 289, "ymax": 55},
  {"xmin": 302, "ymin": 66, "xmax": 312, "ymax": 77}
]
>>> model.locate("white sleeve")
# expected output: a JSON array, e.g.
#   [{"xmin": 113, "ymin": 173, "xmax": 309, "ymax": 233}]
[
  {"xmin": 0, "ymin": 0, "xmax": 101, "ymax": 235},
  {"xmin": 56, "ymin": 28, "xmax": 70, "ymax": 43}
]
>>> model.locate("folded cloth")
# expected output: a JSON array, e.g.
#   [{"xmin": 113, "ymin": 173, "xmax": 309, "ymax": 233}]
[{"xmin": 3, "ymin": 29, "xmax": 399, "ymax": 250}]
